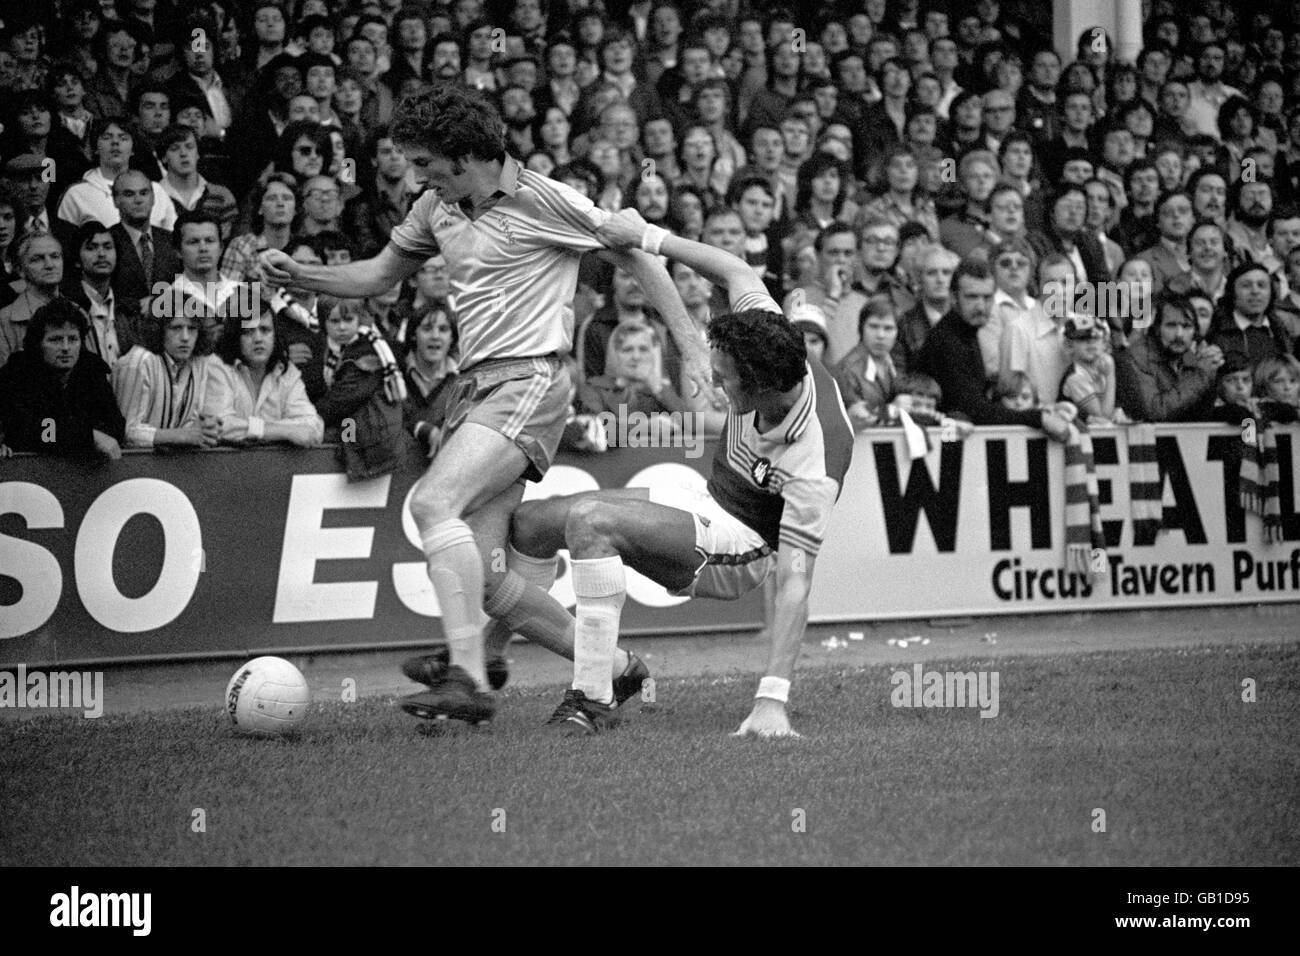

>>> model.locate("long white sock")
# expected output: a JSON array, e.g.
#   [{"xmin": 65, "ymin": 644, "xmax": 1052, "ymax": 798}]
[
  {"xmin": 570, "ymin": 556, "xmax": 625, "ymax": 705},
  {"xmin": 421, "ymin": 518, "xmax": 488, "ymax": 689}
]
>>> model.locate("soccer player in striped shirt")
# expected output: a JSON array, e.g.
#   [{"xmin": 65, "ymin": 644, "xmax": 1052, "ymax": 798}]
[
  {"xmin": 499, "ymin": 208, "xmax": 855, "ymax": 738},
  {"xmin": 258, "ymin": 85, "xmax": 713, "ymax": 725}
]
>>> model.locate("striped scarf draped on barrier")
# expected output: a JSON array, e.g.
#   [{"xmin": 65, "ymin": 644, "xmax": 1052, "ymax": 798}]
[
  {"xmin": 1063, "ymin": 424, "xmax": 1106, "ymax": 578},
  {"xmin": 356, "ymin": 326, "xmax": 408, "ymax": 405},
  {"xmin": 1240, "ymin": 420, "xmax": 1283, "ymax": 543},
  {"xmin": 1127, "ymin": 423, "xmax": 1162, "ymax": 543},
  {"xmin": 1063, "ymin": 423, "xmax": 1163, "ymax": 578}
]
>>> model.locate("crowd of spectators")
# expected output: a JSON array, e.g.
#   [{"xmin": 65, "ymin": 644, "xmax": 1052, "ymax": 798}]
[{"xmin": 4, "ymin": 0, "xmax": 1300, "ymax": 464}]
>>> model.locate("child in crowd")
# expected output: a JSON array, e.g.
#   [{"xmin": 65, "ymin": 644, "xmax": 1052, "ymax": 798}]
[
  {"xmin": 998, "ymin": 370, "xmax": 1081, "ymax": 422},
  {"xmin": 1060, "ymin": 315, "xmax": 1128, "ymax": 425},
  {"xmin": 1254, "ymin": 354, "xmax": 1300, "ymax": 424},
  {"xmin": 891, "ymin": 372, "xmax": 944, "ymax": 423},
  {"xmin": 314, "ymin": 299, "xmax": 409, "ymax": 478},
  {"xmin": 1210, "ymin": 353, "xmax": 1258, "ymax": 424},
  {"xmin": 997, "ymin": 370, "xmax": 1039, "ymax": 413}
]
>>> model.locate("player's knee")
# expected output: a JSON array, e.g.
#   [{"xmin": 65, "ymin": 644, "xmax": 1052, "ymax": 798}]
[
  {"xmin": 565, "ymin": 497, "xmax": 617, "ymax": 550},
  {"xmin": 510, "ymin": 500, "xmax": 548, "ymax": 550},
  {"xmin": 409, "ymin": 480, "xmax": 453, "ymax": 528}
]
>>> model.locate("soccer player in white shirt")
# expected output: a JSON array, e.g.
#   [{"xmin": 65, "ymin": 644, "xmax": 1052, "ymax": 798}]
[
  {"xmin": 495, "ymin": 209, "xmax": 855, "ymax": 738},
  {"xmin": 258, "ymin": 84, "xmax": 711, "ymax": 725}
]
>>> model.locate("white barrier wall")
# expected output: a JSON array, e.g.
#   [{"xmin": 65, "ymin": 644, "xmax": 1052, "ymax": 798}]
[{"xmin": 813, "ymin": 425, "xmax": 1300, "ymax": 620}]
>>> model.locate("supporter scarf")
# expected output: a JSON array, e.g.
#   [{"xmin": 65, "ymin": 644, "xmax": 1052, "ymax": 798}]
[
  {"xmin": 1240, "ymin": 421, "xmax": 1283, "ymax": 543},
  {"xmin": 356, "ymin": 325, "xmax": 408, "ymax": 405},
  {"xmin": 1127, "ymin": 423, "xmax": 1162, "ymax": 543},
  {"xmin": 1063, "ymin": 423, "xmax": 1106, "ymax": 580}
]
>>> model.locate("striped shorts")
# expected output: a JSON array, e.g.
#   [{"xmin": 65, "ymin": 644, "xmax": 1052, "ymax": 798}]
[{"xmin": 441, "ymin": 354, "xmax": 570, "ymax": 482}]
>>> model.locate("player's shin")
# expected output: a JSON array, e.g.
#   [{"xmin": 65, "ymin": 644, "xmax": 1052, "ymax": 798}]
[
  {"xmin": 483, "ymin": 571, "xmax": 576, "ymax": 660},
  {"xmin": 483, "ymin": 544, "xmax": 561, "ymax": 655},
  {"xmin": 422, "ymin": 518, "xmax": 489, "ymax": 688},
  {"xmin": 570, "ymin": 556, "xmax": 626, "ymax": 705}
]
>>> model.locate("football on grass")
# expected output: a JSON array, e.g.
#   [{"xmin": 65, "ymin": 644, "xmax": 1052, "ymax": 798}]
[{"xmin": 226, "ymin": 657, "xmax": 310, "ymax": 735}]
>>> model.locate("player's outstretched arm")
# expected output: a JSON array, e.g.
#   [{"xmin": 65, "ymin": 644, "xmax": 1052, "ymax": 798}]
[
  {"xmin": 733, "ymin": 546, "xmax": 814, "ymax": 739},
  {"xmin": 258, "ymin": 244, "xmax": 420, "ymax": 299},
  {"xmin": 597, "ymin": 208, "xmax": 768, "ymax": 309},
  {"xmin": 598, "ymin": 245, "xmax": 715, "ymax": 401}
]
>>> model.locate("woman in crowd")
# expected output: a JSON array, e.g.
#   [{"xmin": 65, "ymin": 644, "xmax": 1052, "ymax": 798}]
[
  {"xmin": 534, "ymin": 105, "xmax": 574, "ymax": 169},
  {"xmin": 402, "ymin": 305, "xmax": 459, "ymax": 454},
  {"xmin": 675, "ymin": 124, "xmax": 727, "ymax": 208},
  {"xmin": 203, "ymin": 303, "xmax": 323, "ymax": 448},
  {"xmin": 270, "ymin": 119, "xmax": 333, "ymax": 187},
  {"xmin": 668, "ymin": 183, "xmax": 707, "ymax": 242},
  {"xmin": 793, "ymin": 152, "xmax": 851, "ymax": 234},
  {"xmin": 863, "ymin": 144, "xmax": 940, "ymax": 242}
]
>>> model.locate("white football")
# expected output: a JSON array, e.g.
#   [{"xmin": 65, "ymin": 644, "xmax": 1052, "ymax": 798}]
[{"xmin": 225, "ymin": 656, "xmax": 310, "ymax": 735}]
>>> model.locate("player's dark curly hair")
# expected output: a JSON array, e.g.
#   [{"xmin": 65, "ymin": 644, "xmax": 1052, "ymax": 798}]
[
  {"xmin": 390, "ymin": 83, "xmax": 506, "ymax": 164},
  {"xmin": 708, "ymin": 309, "xmax": 806, "ymax": 394}
]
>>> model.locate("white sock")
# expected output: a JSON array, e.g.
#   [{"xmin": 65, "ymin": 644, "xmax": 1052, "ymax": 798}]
[
  {"xmin": 421, "ymin": 518, "xmax": 488, "ymax": 689},
  {"xmin": 508, "ymin": 544, "xmax": 558, "ymax": 591},
  {"xmin": 571, "ymin": 556, "xmax": 625, "ymax": 705}
]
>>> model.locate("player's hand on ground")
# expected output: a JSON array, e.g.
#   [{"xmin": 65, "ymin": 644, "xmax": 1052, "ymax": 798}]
[
  {"xmin": 596, "ymin": 208, "xmax": 650, "ymax": 250},
  {"xmin": 257, "ymin": 249, "xmax": 300, "ymax": 288},
  {"xmin": 732, "ymin": 698, "xmax": 802, "ymax": 739}
]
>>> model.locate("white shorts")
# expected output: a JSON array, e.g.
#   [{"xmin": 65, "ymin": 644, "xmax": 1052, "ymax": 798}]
[{"xmin": 659, "ymin": 486, "xmax": 775, "ymax": 601}]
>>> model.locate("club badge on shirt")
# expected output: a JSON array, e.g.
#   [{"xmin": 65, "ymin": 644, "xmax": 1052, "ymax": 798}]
[{"xmin": 751, "ymin": 457, "xmax": 772, "ymax": 487}]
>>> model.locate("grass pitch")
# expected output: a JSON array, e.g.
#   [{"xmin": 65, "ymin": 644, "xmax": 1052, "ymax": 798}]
[{"xmin": 2, "ymin": 643, "xmax": 1297, "ymax": 867}]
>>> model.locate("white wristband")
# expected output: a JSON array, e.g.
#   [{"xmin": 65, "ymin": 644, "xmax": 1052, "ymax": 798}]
[
  {"xmin": 247, "ymin": 416, "xmax": 266, "ymax": 440},
  {"xmin": 755, "ymin": 676, "xmax": 791, "ymax": 703},
  {"xmin": 640, "ymin": 224, "xmax": 669, "ymax": 255}
]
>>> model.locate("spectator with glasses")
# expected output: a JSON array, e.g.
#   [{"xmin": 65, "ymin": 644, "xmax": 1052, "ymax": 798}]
[{"xmin": 297, "ymin": 175, "xmax": 343, "ymax": 237}]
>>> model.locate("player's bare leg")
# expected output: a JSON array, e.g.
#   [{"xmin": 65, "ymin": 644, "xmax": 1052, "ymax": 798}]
[
  {"xmin": 502, "ymin": 488, "xmax": 689, "ymax": 674},
  {"xmin": 506, "ymin": 493, "xmax": 699, "ymax": 733}
]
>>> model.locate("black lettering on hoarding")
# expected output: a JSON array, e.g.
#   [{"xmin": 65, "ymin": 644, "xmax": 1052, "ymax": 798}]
[
  {"xmin": 1205, "ymin": 433, "xmax": 1247, "ymax": 544},
  {"xmin": 872, "ymin": 440, "xmax": 962, "ymax": 554},
  {"xmin": 985, "ymin": 438, "xmax": 1051, "ymax": 551},
  {"xmin": 1276, "ymin": 434, "xmax": 1300, "ymax": 541},
  {"xmin": 1148, "ymin": 435, "xmax": 1205, "ymax": 545}
]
